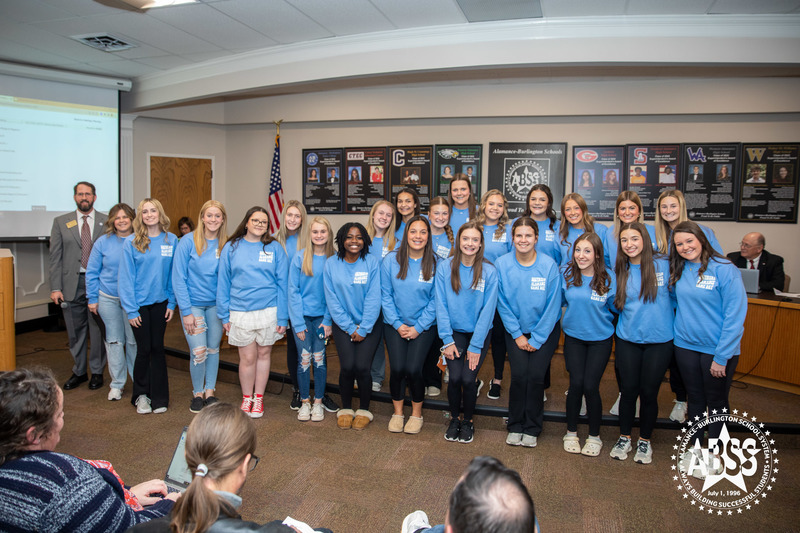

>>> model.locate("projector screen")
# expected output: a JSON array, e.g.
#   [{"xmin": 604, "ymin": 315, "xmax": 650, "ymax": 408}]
[{"xmin": 0, "ymin": 73, "xmax": 120, "ymax": 239}]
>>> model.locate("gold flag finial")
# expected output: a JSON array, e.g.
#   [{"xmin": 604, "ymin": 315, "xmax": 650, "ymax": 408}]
[{"xmin": 274, "ymin": 119, "xmax": 283, "ymax": 135}]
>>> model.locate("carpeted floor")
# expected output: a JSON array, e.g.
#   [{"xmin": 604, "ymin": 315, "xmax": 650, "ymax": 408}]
[{"xmin": 12, "ymin": 325, "xmax": 800, "ymax": 533}]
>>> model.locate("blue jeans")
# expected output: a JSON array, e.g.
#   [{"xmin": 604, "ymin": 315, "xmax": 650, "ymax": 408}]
[
  {"xmin": 182, "ymin": 305, "xmax": 223, "ymax": 394},
  {"xmin": 97, "ymin": 292, "xmax": 136, "ymax": 390},
  {"xmin": 293, "ymin": 316, "xmax": 327, "ymax": 400}
]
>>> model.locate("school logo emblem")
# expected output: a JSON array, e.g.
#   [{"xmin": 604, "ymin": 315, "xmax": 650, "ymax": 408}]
[
  {"xmin": 306, "ymin": 152, "xmax": 319, "ymax": 166},
  {"xmin": 575, "ymin": 150, "xmax": 598, "ymax": 163},
  {"xmin": 504, "ymin": 160, "xmax": 548, "ymax": 202},
  {"xmin": 438, "ymin": 149, "xmax": 460, "ymax": 159}
]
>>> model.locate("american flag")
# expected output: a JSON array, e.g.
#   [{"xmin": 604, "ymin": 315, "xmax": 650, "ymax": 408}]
[{"xmin": 267, "ymin": 133, "xmax": 284, "ymax": 231}]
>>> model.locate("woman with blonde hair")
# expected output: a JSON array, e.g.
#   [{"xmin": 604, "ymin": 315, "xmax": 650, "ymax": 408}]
[
  {"xmin": 172, "ymin": 200, "xmax": 228, "ymax": 413},
  {"xmin": 87, "ymin": 203, "xmax": 137, "ymax": 402},
  {"xmin": 654, "ymin": 189, "xmax": 722, "ymax": 255},
  {"xmin": 428, "ymin": 196, "xmax": 454, "ymax": 260},
  {"xmin": 558, "ymin": 193, "xmax": 607, "ymax": 267},
  {"xmin": 119, "ymin": 198, "xmax": 178, "ymax": 415}
]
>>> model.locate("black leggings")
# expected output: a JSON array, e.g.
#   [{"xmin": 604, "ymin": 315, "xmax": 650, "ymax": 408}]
[
  {"xmin": 614, "ymin": 338, "xmax": 673, "ymax": 440},
  {"xmin": 286, "ymin": 322, "xmax": 298, "ymax": 388},
  {"xmin": 506, "ymin": 323, "xmax": 561, "ymax": 436},
  {"xmin": 422, "ymin": 328, "xmax": 443, "ymax": 388},
  {"xmin": 675, "ymin": 348, "xmax": 738, "ymax": 446},
  {"xmin": 489, "ymin": 311, "xmax": 507, "ymax": 381},
  {"xmin": 564, "ymin": 334, "xmax": 613, "ymax": 436},
  {"xmin": 447, "ymin": 330, "xmax": 491, "ymax": 421},
  {"xmin": 384, "ymin": 324, "xmax": 437, "ymax": 403},
  {"xmin": 332, "ymin": 324, "xmax": 382, "ymax": 411},
  {"xmin": 668, "ymin": 351, "xmax": 687, "ymax": 402},
  {"xmin": 130, "ymin": 301, "xmax": 169, "ymax": 410}
]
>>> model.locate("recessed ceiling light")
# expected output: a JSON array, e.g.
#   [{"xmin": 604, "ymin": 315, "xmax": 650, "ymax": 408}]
[{"xmin": 119, "ymin": 0, "xmax": 197, "ymax": 9}]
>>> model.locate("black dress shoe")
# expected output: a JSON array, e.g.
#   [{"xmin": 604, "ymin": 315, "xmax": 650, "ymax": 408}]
[
  {"xmin": 88, "ymin": 374, "xmax": 104, "ymax": 390},
  {"xmin": 63, "ymin": 374, "xmax": 88, "ymax": 390}
]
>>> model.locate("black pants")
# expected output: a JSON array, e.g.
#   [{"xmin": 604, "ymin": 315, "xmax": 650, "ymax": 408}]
[
  {"xmin": 614, "ymin": 338, "xmax": 673, "ymax": 439},
  {"xmin": 675, "ymin": 348, "xmax": 738, "ymax": 446},
  {"xmin": 447, "ymin": 330, "xmax": 491, "ymax": 421},
  {"xmin": 332, "ymin": 323, "xmax": 382, "ymax": 411},
  {"xmin": 564, "ymin": 334, "xmax": 613, "ymax": 436},
  {"xmin": 506, "ymin": 324, "xmax": 561, "ymax": 436},
  {"xmin": 422, "ymin": 327, "xmax": 443, "ymax": 388},
  {"xmin": 130, "ymin": 301, "xmax": 169, "ymax": 410},
  {"xmin": 384, "ymin": 324, "xmax": 437, "ymax": 403},
  {"xmin": 489, "ymin": 311, "xmax": 507, "ymax": 381},
  {"xmin": 668, "ymin": 351, "xmax": 687, "ymax": 402},
  {"xmin": 286, "ymin": 322, "xmax": 298, "ymax": 388}
]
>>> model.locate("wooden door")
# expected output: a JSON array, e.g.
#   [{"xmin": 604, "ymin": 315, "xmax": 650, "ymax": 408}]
[{"xmin": 150, "ymin": 156, "xmax": 212, "ymax": 233}]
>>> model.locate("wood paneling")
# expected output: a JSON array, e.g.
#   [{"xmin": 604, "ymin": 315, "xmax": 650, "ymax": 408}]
[
  {"xmin": 738, "ymin": 297, "xmax": 800, "ymax": 386},
  {"xmin": 150, "ymin": 156, "xmax": 212, "ymax": 232}
]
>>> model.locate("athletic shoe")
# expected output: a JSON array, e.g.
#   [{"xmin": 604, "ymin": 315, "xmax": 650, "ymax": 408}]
[
  {"xmin": 679, "ymin": 450, "xmax": 722, "ymax": 480},
  {"xmin": 310, "ymin": 403, "xmax": 324, "ymax": 422},
  {"xmin": 458, "ymin": 420, "xmax": 474, "ymax": 443},
  {"xmin": 321, "ymin": 394, "xmax": 340, "ymax": 412},
  {"xmin": 290, "ymin": 388, "xmax": 301, "ymax": 410},
  {"xmin": 670, "ymin": 400, "xmax": 688, "ymax": 423},
  {"xmin": 444, "ymin": 418, "xmax": 461, "ymax": 442},
  {"xmin": 487, "ymin": 382, "xmax": 501, "ymax": 400},
  {"xmin": 610, "ymin": 436, "xmax": 632, "ymax": 460},
  {"xmin": 204, "ymin": 396, "xmax": 219, "ymax": 407},
  {"xmin": 240, "ymin": 395, "xmax": 252, "ymax": 414},
  {"xmin": 609, "ymin": 393, "xmax": 621, "ymax": 415},
  {"xmin": 521, "ymin": 434, "xmax": 537, "ymax": 448},
  {"xmin": 107, "ymin": 388, "xmax": 122, "ymax": 401},
  {"xmin": 401, "ymin": 511, "xmax": 431, "ymax": 533},
  {"xmin": 250, "ymin": 396, "xmax": 264, "ymax": 418},
  {"xmin": 189, "ymin": 396, "xmax": 204, "ymax": 413},
  {"xmin": 372, "ymin": 381, "xmax": 382, "ymax": 392},
  {"xmin": 506, "ymin": 432, "xmax": 523, "ymax": 446},
  {"xmin": 297, "ymin": 402, "xmax": 311, "ymax": 421},
  {"xmin": 426, "ymin": 386, "xmax": 441, "ymax": 397},
  {"xmin": 475, "ymin": 379, "xmax": 484, "ymax": 398},
  {"xmin": 153, "ymin": 406, "xmax": 167, "ymax": 414},
  {"xmin": 135, "ymin": 395, "xmax": 152, "ymax": 414},
  {"xmin": 634, "ymin": 439, "xmax": 653, "ymax": 464}
]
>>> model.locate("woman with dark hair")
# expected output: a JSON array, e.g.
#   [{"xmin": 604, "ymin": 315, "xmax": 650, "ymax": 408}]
[
  {"xmin": 447, "ymin": 175, "xmax": 477, "ymax": 232},
  {"xmin": 518, "ymin": 184, "xmax": 560, "ymax": 264},
  {"xmin": 217, "ymin": 207, "xmax": 288, "ymax": 419},
  {"xmin": 0, "ymin": 367, "xmax": 177, "ymax": 532},
  {"xmin": 324, "ymin": 222, "xmax": 382, "ymax": 430},
  {"xmin": 435, "ymin": 220, "xmax": 498, "ymax": 444},
  {"xmin": 609, "ymin": 222, "xmax": 674, "ymax": 465},
  {"xmin": 496, "ymin": 217, "xmax": 561, "ymax": 448},
  {"xmin": 558, "ymin": 193, "xmax": 607, "ymax": 267},
  {"xmin": 669, "ymin": 221, "xmax": 747, "ymax": 479},
  {"xmin": 86, "ymin": 202, "xmax": 136, "ymax": 402},
  {"xmin": 394, "ymin": 188, "xmax": 421, "ymax": 240},
  {"xmin": 172, "ymin": 200, "xmax": 228, "ymax": 413},
  {"xmin": 177, "ymin": 217, "xmax": 194, "ymax": 237},
  {"xmin": 561, "ymin": 232, "xmax": 616, "ymax": 456},
  {"xmin": 119, "ymin": 198, "xmax": 178, "ymax": 415},
  {"xmin": 603, "ymin": 190, "xmax": 656, "ymax": 268},
  {"xmin": 381, "ymin": 216, "xmax": 438, "ymax": 434},
  {"xmin": 579, "ymin": 170, "xmax": 593, "ymax": 188}
]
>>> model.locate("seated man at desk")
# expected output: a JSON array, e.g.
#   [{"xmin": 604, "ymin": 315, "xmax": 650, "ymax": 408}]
[{"xmin": 727, "ymin": 232, "xmax": 786, "ymax": 292}]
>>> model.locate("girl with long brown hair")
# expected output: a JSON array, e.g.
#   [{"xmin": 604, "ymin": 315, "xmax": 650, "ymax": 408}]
[{"xmin": 447, "ymin": 174, "xmax": 477, "ymax": 232}]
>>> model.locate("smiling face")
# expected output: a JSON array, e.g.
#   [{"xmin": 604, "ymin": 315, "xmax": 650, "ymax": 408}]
[
  {"xmin": 512, "ymin": 224, "xmax": 536, "ymax": 255},
  {"xmin": 659, "ymin": 196, "xmax": 680, "ymax": 224},
  {"xmin": 203, "ymin": 206, "xmax": 224, "ymax": 235},
  {"xmin": 619, "ymin": 228, "xmax": 644, "ymax": 263},
  {"xmin": 344, "ymin": 226, "xmax": 364, "ymax": 258},
  {"xmin": 246, "ymin": 211, "xmax": 269, "ymax": 239},
  {"xmin": 564, "ymin": 199, "xmax": 584, "ymax": 228},
  {"xmin": 397, "ymin": 192, "xmax": 416, "ymax": 219},
  {"xmin": 141, "ymin": 202, "xmax": 160, "ymax": 229},
  {"xmin": 528, "ymin": 190, "xmax": 549, "ymax": 218},
  {"xmin": 573, "ymin": 239, "xmax": 596, "ymax": 275},
  {"xmin": 284, "ymin": 206, "xmax": 302, "ymax": 233},
  {"xmin": 429, "ymin": 203, "xmax": 450, "ymax": 229},
  {"xmin": 309, "ymin": 222, "xmax": 329, "ymax": 247},
  {"xmin": 617, "ymin": 200, "xmax": 640, "ymax": 224},
  {"xmin": 459, "ymin": 228, "xmax": 482, "ymax": 259},
  {"xmin": 113, "ymin": 209, "xmax": 132, "ymax": 235},
  {"xmin": 372, "ymin": 203, "xmax": 393, "ymax": 232},
  {"xmin": 406, "ymin": 220, "xmax": 429, "ymax": 255},
  {"xmin": 74, "ymin": 184, "xmax": 96, "ymax": 214},
  {"xmin": 483, "ymin": 194, "xmax": 504, "ymax": 224},
  {"xmin": 450, "ymin": 180, "xmax": 470, "ymax": 209},
  {"xmin": 673, "ymin": 231, "xmax": 701, "ymax": 263}
]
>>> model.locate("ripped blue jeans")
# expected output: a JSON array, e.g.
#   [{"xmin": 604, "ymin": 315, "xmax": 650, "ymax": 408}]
[
  {"xmin": 182, "ymin": 305, "xmax": 223, "ymax": 394},
  {"xmin": 293, "ymin": 315, "xmax": 327, "ymax": 401}
]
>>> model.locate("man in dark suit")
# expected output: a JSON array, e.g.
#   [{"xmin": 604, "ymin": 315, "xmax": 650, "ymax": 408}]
[
  {"xmin": 727, "ymin": 232, "xmax": 786, "ymax": 292},
  {"xmin": 49, "ymin": 182, "xmax": 108, "ymax": 390}
]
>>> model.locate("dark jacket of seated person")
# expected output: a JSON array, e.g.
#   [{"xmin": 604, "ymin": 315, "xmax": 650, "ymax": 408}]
[{"xmin": 726, "ymin": 249, "xmax": 786, "ymax": 292}]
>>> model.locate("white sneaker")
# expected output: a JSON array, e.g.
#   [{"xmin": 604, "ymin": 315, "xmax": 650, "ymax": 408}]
[
  {"xmin": 107, "ymin": 388, "xmax": 122, "ymax": 401},
  {"xmin": 521, "ymin": 434, "xmax": 537, "ymax": 448},
  {"xmin": 669, "ymin": 400, "xmax": 687, "ymax": 423},
  {"xmin": 153, "ymin": 406, "xmax": 167, "ymax": 414},
  {"xmin": 609, "ymin": 393, "xmax": 621, "ymax": 416},
  {"xmin": 372, "ymin": 382, "xmax": 381, "ymax": 392},
  {"xmin": 401, "ymin": 510, "xmax": 430, "ymax": 533},
  {"xmin": 506, "ymin": 432, "xmax": 523, "ymax": 446},
  {"xmin": 310, "ymin": 403, "xmax": 324, "ymax": 422},
  {"xmin": 633, "ymin": 439, "xmax": 653, "ymax": 464},
  {"xmin": 135, "ymin": 395, "xmax": 152, "ymax": 414},
  {"xmin": 426, "ymin": 386, "xmax": 441, "ymax": 397},
  {"xmin": 679, "ymin": 450, "xmax": 722, "ymax": 480},
  {"xmin": 297, "ymin": 402, "xmax": 311, "ymax": 421},
  {"xmin": 609, "ymin": 436, "xmax": 632, "ymax": 460}
]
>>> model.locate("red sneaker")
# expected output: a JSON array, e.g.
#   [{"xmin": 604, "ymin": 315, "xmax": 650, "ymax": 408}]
[
  {"xmin": 240, "ymin": 395, "xmax": 253, "ymax": 414},
  {"xmin": 250, "ymin": 395, "xmax": 264, "ymax": 418}
]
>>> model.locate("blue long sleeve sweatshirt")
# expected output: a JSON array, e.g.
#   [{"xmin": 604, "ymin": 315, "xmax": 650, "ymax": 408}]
[
  {"xmin": 561, "ymin": 268, "xmax": 617, "ymax": 341},
  {"xmin": 380, "ymin": 252, "xmax": 437, "ymax": 333},
  {"xmin": 85, "ymin": 233, "xmax": 126, "ymax": 303},
  {"xmin": 323, "ymin": 254, "xmax": 381, "ymax": 336},
  {"xmin": 482, "ymin": 223, "xmax": 513, "ymax": 264},
  {"xmin": 431, "ymin": 231, "xmax": 453, "ymax": 260},
  {"xmin": 510, "ymin": 217, "xmax": 562, "ymax": 265},
  {"xmin": 287, "ymin": 250, "xmax": 331, "ymax": 330},
  {"xmin": 495, "ymin": 252, "xmax": 562, "ymax": 349},
  {"xmin": 118, "ymin": 232, "xmax": 178, "ymax": 320},
  {"xmin": 435, "ymin": 257, "xmax": 498, "ymax": 353},
  {"xmin": 216, "ymin": 239, "xmax": 288, "ymax": 326},
  {"xmin": 673, "ymin": 259, "xmax": 747, "ymax": 364},
  {"xmin": 171, "ymin": 232, "xmax": 220, "ymax": 316},
  {"xmin": 604, "ymin": 223, "xmax": 656, "ymax": 268},
  {"xmin": 394, "ymin": 221, "xmax": 406, "ymax": 241},
  {"xmin": 450, "ymin": 207, "xmax": 471, "ymax": 233},
  {"xmin": 558, "ymin": 223, "xmax": 608, "ymax": 266},
  {"xmin": 615, "ymin": 257, "xmax": 674, "ymax": 344},
  {"xmin": 369, "ymin": 235, "xmax": 393, "ymax": 259}
]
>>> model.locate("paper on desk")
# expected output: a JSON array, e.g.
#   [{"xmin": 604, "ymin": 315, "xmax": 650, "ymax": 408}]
[
  {"xmin": 773, "ymin": 288, "xmax": 800, "ymax": 298},
  {"xmin": 283, "ymin": 516, "xmax": 316, "ymax": 533}
]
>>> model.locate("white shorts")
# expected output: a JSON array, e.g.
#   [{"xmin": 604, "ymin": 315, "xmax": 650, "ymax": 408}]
[{"xmin": 227, "ymin": 307, "xmax": 283, "ymax": 347}]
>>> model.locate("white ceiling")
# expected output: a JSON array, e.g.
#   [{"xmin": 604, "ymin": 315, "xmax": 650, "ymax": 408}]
[{"xmin": 1, "ymin": 0, "xmax": 800, "ymax": 110}]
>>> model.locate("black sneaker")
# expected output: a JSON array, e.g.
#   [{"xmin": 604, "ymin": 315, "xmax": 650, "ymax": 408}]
[
  {"xmin": 475, "ymin": 379, "xmax": 485, "ymax": 398},
  {"xmin": 189, "ymin": 396, "xmax": 204, "ymax": 413},
  {"xmin": 444, "ymin": 418, "xmax": 461, "ymax": 442},
  {"xmin": 487, "ymin": 382, "xmax": 501, "ymax": 400},
  {"xmin": 321, "ymin": 394, "xmax": 340, "ymax": 413},
  {"xmin": 204, "ymin": 396, "xmax": 219, "ymax": 407},
  {"xmin": 458, "ymin": 420, "xmax": 474, "ymax": 443},
  {"xmin": 290, "ymin": 388, "xmax": 301, "ymax": 410}
]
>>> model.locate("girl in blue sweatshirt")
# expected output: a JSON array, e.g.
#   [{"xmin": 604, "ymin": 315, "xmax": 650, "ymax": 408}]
[
  {"xmin": 609, "ymin": 222, "xmax": 674, "ymax": 465},
  {"xmin": 669, "ymin": 221, "xmax": 747, "ymax": 476},
  {"xmin": 558, "ymin": 192, "xmax": 607, "ymax": 267},
  {"xmin": 394, "ymin": 188, "xmax": 421, "ymax": 241},
  {"xmin": 447, "ymin": 175, "xmax": 477, "ymax": 233},
  {"xmin": 86, "ymin": 203, "xmax": 136, "ymax": 402},
  {"xmin": 435, "ymin": 221, "xmax": 498, "ymax": 444},
  {"xmin": 217, "ymin": 207, "xmax": 288, "ymax": 419},
  {"xmin": 171, "ymin": 200, "xmax": 227, "ymax": 414},
  {"xmin": 561, "ymin": 232, "xmax": 616, "ymax": 457},
  {"xmin": 429, "ymin": 196, "xmax": 454, "ymax": 261},
  {"xmin": 476, "ymin": 189, "xmax": 512, "ymax": 401},
  {"xmin": 324, "ymin": 222, "xmax": 382, "ymax": 430},
  {"xmin": 289, "ymin": 216, "xmax": 335, "ymax": 423},
  {"xmin": 517, "ymin": 184, "xmax": 561, "ymax": 265},
  {"xmin": 496, "ymin": 217, "xmax": 562, "ymax": 448},
  {"xmin": 382, "ymin": 216, "xmax": 438, "ymax": 435},
  {"xmin": 118, "ymin": 198, "xmax": 178, "ymax": 415},
  {"xmin": 273, "ymin": 200, "xmax": 307, "ymax": 411}
]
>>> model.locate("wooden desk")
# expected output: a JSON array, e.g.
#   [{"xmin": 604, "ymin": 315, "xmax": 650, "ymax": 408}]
[{"xmin": 738, "ymin": 294, "xmax": 800, "ymax": 387}]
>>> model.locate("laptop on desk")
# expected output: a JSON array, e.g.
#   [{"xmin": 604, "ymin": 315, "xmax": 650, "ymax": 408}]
[
  {"xmin": 738, "ymin": 268, "xmax": 760, "ymax": 295},
  {"xmin": 164, "ymin": 426, "xmax": 192, "ymax": 493}
]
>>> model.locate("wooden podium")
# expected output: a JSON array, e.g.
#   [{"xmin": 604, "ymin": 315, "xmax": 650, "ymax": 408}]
[{"xmin": 0, "ymin": 250, "xmax": 14, "ymax": 371}]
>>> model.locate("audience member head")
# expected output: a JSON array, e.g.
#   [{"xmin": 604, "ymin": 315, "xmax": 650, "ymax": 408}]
[
  {"xmin": 178, "ymin": 217, "xmax": 195, "ymax": 236},
  {"xmin": 739, "ymin": 232, "xmax": 765, "ymax": 260}
]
